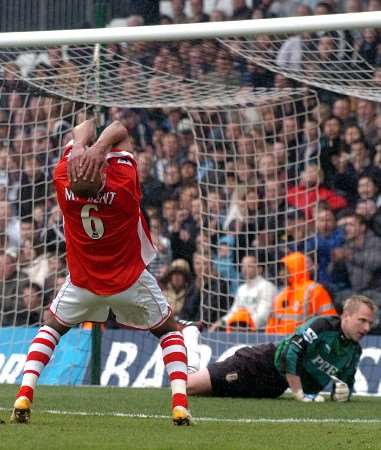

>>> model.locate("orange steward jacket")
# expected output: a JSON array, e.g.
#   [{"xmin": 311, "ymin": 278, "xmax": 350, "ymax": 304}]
[{"xmin": 265, "ymin": 252, "xmax": 336, "ymax": 334}]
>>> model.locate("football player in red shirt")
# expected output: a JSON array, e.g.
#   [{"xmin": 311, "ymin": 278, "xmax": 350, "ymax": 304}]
[{"xmin": 11, "ymin": 119, "xmax": 191, "ymax": 426}]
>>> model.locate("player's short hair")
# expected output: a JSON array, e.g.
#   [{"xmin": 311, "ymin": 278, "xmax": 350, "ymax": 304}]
[{"xmin": 342, "ymin": 295, "xmax": 378, "ymax": 315}]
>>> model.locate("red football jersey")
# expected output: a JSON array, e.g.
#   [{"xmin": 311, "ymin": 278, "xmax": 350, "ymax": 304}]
[{"xmin": 54, "ymin": 144, "xmax": 156, "ymax": 295}]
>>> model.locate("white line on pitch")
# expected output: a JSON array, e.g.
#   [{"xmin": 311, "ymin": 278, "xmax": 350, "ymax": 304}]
[{"xmin": 0, "ymin": 407, "xmax": 380, "ymax": 424}]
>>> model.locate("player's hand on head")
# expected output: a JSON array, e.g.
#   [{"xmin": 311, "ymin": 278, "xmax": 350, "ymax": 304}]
[
  {"xmin": 331, "ymin": 380, "xmax": 350, "ymax": 402},
  {"xmin": 79, "ymin": 142, "xmax": 107, "ymax": 181},
  {"xmin": 68, "ymin": 142, "xmax": 86, "ymax": 183}
]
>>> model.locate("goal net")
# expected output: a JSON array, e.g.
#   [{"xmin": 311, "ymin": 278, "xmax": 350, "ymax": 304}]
[
  {"xmin": 0, "ymin": 12, "xmax": 378, "ymax": 385},
  {"xmin": 0, "ymin": 79, "xmax": 95, "ymax": 384},
  {"xmin": 219, "ymin": 30, "xmax": 381, "ymax": 101}
]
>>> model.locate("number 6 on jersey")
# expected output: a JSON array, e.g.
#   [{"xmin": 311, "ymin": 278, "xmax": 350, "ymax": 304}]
[{"xmin": 81, "ymin": 204, "xmax": 104, "ymax": 239}]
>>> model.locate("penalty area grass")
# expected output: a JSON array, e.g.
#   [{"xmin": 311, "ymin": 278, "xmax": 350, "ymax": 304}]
[{"xmin": 0, "ymin": 384, "xmax": 380, "ymax": 450}]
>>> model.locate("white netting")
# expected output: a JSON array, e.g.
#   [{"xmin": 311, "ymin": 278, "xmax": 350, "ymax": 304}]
[
  {"xmin": 220, "ymin": 30, "xmax": 381, "ymax": 101},
  {"xmin": 189, "ymin": 88, "xmax": 320, "ymax": 351},
  {"xmin": 0, "ymin": 80, "xmax": 94, "ymax": 381},
  {"xmin": 0, "ymin": 45, "xmax": 243, "ymax": 107},
  {"xmin": 2, "ymin": 15, "xmax": 377, "ymax": 376}
]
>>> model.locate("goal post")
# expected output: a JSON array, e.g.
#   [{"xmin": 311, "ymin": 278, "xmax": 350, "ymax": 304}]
[{"xmin": 0, "ymin": 12, "xmax": 380, "ymax": 47}]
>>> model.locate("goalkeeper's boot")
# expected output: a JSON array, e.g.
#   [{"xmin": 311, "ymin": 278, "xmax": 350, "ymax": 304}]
[
  {"xmin": 10, "ymin": 397, "xmax": 32, "ymax": 424},
  {"xmin": 172, "ymin": 406, "xmax": 192, "ymax": 426}
]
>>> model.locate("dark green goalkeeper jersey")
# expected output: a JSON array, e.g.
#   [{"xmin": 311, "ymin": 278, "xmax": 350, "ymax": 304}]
[{"xmin": 274, "ymin": 315, "xmax": 362, "ymax": 395}]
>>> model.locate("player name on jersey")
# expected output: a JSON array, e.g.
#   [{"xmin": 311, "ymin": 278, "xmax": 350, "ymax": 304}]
[{"xmin": 64, "ymin": 187, "xmax": 117, "ymax": 205}]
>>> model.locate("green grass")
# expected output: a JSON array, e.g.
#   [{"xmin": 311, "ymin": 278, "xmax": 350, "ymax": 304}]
[{"xmin": 0, "ymin": 385, "xmax": 381, "ymax": 450}]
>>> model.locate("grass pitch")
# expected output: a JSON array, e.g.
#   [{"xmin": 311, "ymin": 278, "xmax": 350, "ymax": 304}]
[{"xmin": 0, "ymin": 385, "xmax": 380, "ymax": 450}]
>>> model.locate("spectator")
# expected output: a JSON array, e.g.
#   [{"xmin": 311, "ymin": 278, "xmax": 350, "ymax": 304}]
[
  {"xmin": 357, "ymin": 175, "xmax": 381, "ymax": 208},
  {"xmin": 348, "ymin": 140, "xmax": 381, "ymax": 187},
  {"xmin": 43, "ymin": 254, "xmax": 67, "ymax": 304},
  {"xmin": 40, "ymin": 204, "xmax": 65, "ymax": 255},
  {"xmin": 162, "ymin": 258, "xmax": 193, "ymax": 318},
  {"xmin": 209, "ymin": 254, "xmax": 277, "ymax": 332},
  {"xmin": 207, "ymin": 50, "xmax": 241, "ymax": 86},
  {"xmin": 356, "ymin": 199, "xmax": 377, "ymax": 225},
  {"xmin": 189, "ymin": 0, "xmax": 209, "ymax": 22},
  {"xmin": 0, "ymin": 200, "xmax": 20, "ymax": 249},
  {"xmin": 16, "ymin": 282, "xmax": 47, "ymax": 326},
  {"xmin": 169, "ymin": 207, "xmax": 197, "ymax": 267},
  {"xmin": 299, "ymin": 118, "xmax": 320, "ymax": 171},
  {"xmin": 170, "ymin": 0, "xmax": 188, "ymax": 23},
  {"xmin": 266, "ymin": 252, "xmax": 336, "ymax": 334},
  {"xmin": 155, "ymin": 133, "xmax": 186, "ymax": 182},
  {"xmin": 276, "ymin": 32, "xmax": 314, "ymax": 72},
  {"xmin": 162, "ymin": 107, "xmax": 183, "ymax": 134},
  {"xmin": 187, "ymin": 252, "xmax": 231, "ymax": 324},
  {"xmin": 183, "ymin": 44, "xmax": 208, "ymax": 81},
  {"xmin": 332, "ymin": 97, "xmax": 355, "ymax": 128},
  {"xmin": 287, "ymin": 164, "xmax": 347, "ymax": 220},
  {"xmin": 0, "ymin": 248, "xmax": 29, "ymax": 327},
  {"xmin": 358, "ymin": 28, "xmax": 380, "ymax": 67},
  {"xmin": 137, "ymin": 152, "xmax": 164, "ymax": 211},
  {"xmin": 231, "ymin": 0, "xmax": 253, "ymax": 20},
  {"xmin": 319, "ymin": 116, "xmax": 343, "ymax": 187},
  {"xmin": 162, "ymin": 198, "xmax": 179, "ymax": 233},
  {"xmin": 356, "ymin": 99, "xmax": 378, "ymax": 147},
  {"xmin": 315, "ymin": 207, "xmax": 345, "ymax": 289},
  {"xmin": 162, "ymin": 162, "xmax": 182, "ymax": 201},
  {"xmin": 342, "ymin": 124, "xmax": 364, "ymax": 152},
  {"xmin": 19, "ymin": 238, "xmax": 49, "ymax": 288},
  {"xmin": 117, "ymin": 108, "xmax": 152, "ymax": 151},
  {"xmin": 180, "ymin": 160, "xmax": 197, "ymax": 185},
  {"xmin": 330, "ymin": 213, "xmax": 381, "ymax": 311},
  {"xmin": 148, "ymin": 214, "xmax": 172, "ymax": 280},
  {"xmin": 210, "ymin": 9, "xmax": 227, "ymax": 21},
  {"xmin": 19, "ymin": 154, "xmax": 49, "ymax": 218},
  {"xmin": 213, "ymin": 234, "xmax": 240, "ymax": 296},
  {"xmin": 281, "ymin": 209, "xmax": 316, "ymax": 256}
]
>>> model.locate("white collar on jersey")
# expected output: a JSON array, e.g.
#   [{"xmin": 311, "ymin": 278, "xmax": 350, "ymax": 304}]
[{"xmin": 106, "ymin": 150, "xmax": 135, "ymax": 161}]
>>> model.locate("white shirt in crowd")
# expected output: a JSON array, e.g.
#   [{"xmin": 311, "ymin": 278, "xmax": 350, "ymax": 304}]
[{"xmin": 223, "ymin": 275, "xmax": 278, "ymax": 330}]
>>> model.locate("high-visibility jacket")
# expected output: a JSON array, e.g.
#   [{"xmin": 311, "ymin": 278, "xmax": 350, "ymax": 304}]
[{"xmin": 265, "ymin": 252, "xmax": 336, "ymax": 334}]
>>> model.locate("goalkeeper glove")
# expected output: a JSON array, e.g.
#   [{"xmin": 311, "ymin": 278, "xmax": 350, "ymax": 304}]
[
  {"xmin": 294, "ymin": 390, "xmax": 325, "ymax": 402},
  {"xmin": 331, "ymin": 379, "xmax": 350, "ymax": 402}
]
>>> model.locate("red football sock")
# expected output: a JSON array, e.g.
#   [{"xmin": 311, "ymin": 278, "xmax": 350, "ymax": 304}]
[
  {"xmin": 160, "ymin": 331, "xmax": 188, "ymax": 409},
  {"xmin": 16, "ymin": 325, "xmax": 61, "ymax": 402}
]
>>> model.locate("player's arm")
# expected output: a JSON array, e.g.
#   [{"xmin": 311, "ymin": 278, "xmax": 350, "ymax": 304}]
[
  {"xmin": 331, "ymin": 349, "xmax": 361, "ymax": 402},
  {"xmin": 80, "ymin": 120, "xmax": 128, "ymax": 181},
  {"xmin": 68, "ymin": 119, "xmax": 96, "ymax": 183},
  {"xmin": 278, "ymin": 317, "xmax": 334, "ymax": 402}
]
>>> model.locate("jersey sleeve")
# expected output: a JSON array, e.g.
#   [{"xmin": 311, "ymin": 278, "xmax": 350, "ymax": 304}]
[
  {"xmin": 277, "ymin": 316, "xmax": 338, "ymax": 375},
  {"xmin": 111, "ymin": 156, "xmax": 141, "ymax": 205},
  {"xmin": 339, "ymin": 347, "xmax": 362, "ymax": 390}
]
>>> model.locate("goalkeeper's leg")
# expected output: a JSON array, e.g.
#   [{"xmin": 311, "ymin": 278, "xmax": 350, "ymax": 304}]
[
  {"xmin": 176, "ymin": 320, "xmax": 202, "ymax": 374},
  {"xmin": 11, "ymin": 314, "xmax": 69, "ymax": 424}
]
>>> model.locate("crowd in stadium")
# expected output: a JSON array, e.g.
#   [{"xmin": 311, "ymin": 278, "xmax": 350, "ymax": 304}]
[{"xmin": 0, "ymin": 0, "xmax": 381, "ymax": 333}]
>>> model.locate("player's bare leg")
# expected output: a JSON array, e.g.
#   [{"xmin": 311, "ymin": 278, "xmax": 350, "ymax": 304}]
[
  {"xmin": 11, "ymin": 312, "xmax": 70, "ymax": 424},
  {"xmin": 151, "ymin": 313, "xmax": 192, "ymax": 426},
  {"xmin": 187, "ymin": 368, "xmax": 213, "ymax": 396}
]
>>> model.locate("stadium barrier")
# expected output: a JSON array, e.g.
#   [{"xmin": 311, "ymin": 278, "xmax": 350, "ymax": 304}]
[{"xmin": 0, "ymin": 328, "xmax": 380, "ymax": 395}]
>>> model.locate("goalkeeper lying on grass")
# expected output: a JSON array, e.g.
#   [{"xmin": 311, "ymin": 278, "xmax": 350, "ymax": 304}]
[{"xmin": 186, "ymin": 295, "xmax": 377, "ymax": 402}]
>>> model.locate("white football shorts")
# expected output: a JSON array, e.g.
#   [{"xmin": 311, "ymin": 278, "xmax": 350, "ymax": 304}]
[{"xmin": 50, "ymin": 269, "xmax": 170, "ymax": 329}]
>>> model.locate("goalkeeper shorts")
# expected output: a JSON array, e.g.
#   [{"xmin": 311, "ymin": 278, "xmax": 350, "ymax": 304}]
[{"xmin": 208, "ymin": 343, "xmax": 288, "ymax": 398}]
